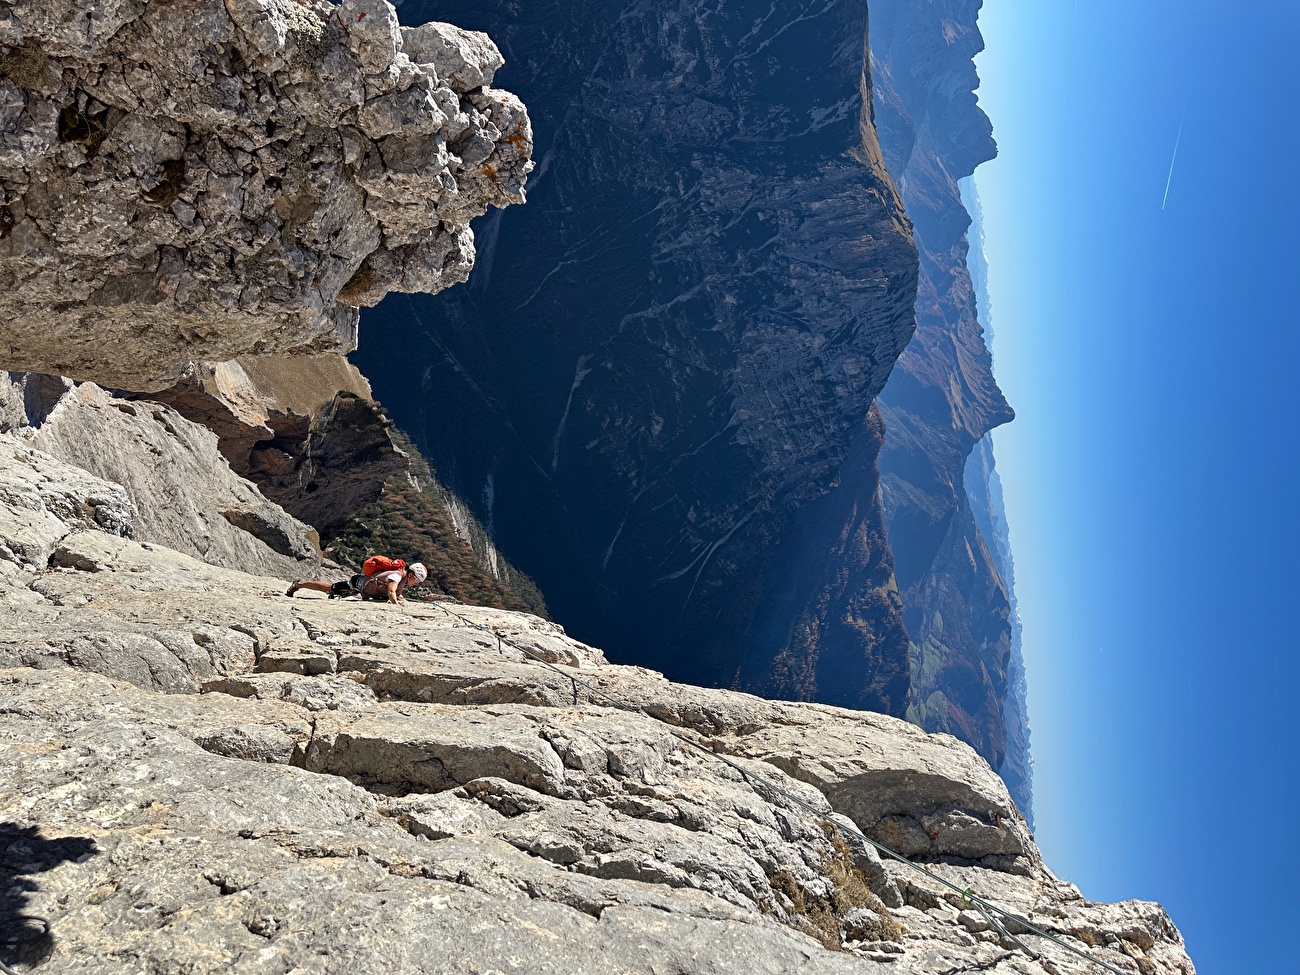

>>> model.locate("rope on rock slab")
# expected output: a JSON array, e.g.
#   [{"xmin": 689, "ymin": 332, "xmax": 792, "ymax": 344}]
[
  {"xmin": 964, "ymin": 886, "xmax": 1040, "ymax": 961},
  {"xmin": 426, "ymin": 602, "xmax": 1136, "ymax": 975},
  {"xmin": 0, "ymin": 915, "xmax": 50, "ymax": 975}
]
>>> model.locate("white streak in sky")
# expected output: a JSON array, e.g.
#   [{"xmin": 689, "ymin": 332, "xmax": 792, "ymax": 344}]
[{"xmin": 1161, "ymin": 108, "xmax": 1186, "ymax": 211}]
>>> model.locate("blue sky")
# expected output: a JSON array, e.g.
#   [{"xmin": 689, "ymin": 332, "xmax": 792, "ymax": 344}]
[{"xmin": 971, "ymin": 2, "xmax": 1299, "ymax": 971}]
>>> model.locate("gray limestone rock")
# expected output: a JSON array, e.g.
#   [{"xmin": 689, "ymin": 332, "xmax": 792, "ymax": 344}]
[
  {"xmin": 9, "ymin": 379, "xmax": 321, "ymax": 579},
  {"xmin": 0, "ymin": 518, "xmax": 1194, "ymax": 973},
  {"xmin": 201, "ymin": 671, "xmax": 379, "ymax": 711},
  {"xmin": 0, "ymin": 434, "xmax": 134, "ymax": 572},
  {"xmin": 400, "ymin": 23, "xmax": 504, "ymax": 92},
  {"xmin": 0, "ymin": 671, "xmax": 889, "ymax": 975},
  {"xmin": 304, "ymin": 705, "xmax": 571, "ymax": 796},
  {"xmin": 0, "ymin": 0, "xmax": 532, "ymax": 391},
  {"xmin": 0, "ymin": 370, "xmax": 73, "ymax": 430},
  {"xmin": 0, "ymin": 424, "xmax": 1195, "ymax": 972},
  {"xmin": 724, "ymin": 712, "xmax": 1039, "ymax": 871}
]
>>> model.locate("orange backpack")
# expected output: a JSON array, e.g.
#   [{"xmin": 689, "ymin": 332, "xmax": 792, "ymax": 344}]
[{"xmin": 361, "ymin": 555, "xmax": 406, "ymax": 577}]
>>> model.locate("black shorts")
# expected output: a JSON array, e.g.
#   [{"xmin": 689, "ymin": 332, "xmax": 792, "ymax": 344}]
[{"xmin": 328, "ymin": 575, "xmax": 371, "ymax": 599}]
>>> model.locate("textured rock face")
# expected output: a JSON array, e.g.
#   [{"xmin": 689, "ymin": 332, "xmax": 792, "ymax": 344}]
[
  {"xmin": 144, "ymin": 356, "xmax": 407, "ymax": 535},
  {"xmin": 0, "ymin": 434, "xmax": 134, "ymax": 575},
  {"xmin": 734, "ymin": 406, "xmax": 910, "ymax": 715},
  {"xmin": 354, "ymin": 0, "xmax": 917, "ymax": 686},
  {"xmin": 0, "ymin": 480, "xmax": 1195, "ymax": 973},
  {"xmin": 1, "ymin": 375, "xmax": 320, "ymax": 579},
  {"xmin": 0, "ymin": 0, "xmax": 531, "ymax": 391},
  {"xmin": 866, "ymin": 0, "xmax": 1021, "ymax": 794}
]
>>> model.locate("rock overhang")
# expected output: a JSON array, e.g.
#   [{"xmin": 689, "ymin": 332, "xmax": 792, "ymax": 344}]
[{"xmin": 0, "ymin": 0, "xmax": 532, "ymax": 391}]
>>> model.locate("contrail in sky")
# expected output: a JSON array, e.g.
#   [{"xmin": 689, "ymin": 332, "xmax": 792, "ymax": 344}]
[{"xmin": 1161, "ymin": 106, "xmax": 1187, "ymax": 210}]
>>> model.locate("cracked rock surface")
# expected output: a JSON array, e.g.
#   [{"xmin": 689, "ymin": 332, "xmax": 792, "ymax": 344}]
[
  {"xmin": 0, "ymin": 0, "xmax": 532, "ymax": 391},
  {"xmin": 1, "ymin": 374, "xmax": 321, "ymax": 578},
  {"xmin": 0, "ymin": 486, "xmax": 1194, "ymax": 972}
]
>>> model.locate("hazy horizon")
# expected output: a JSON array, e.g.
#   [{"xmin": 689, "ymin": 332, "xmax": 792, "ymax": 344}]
[{"xmin": 972, "ymin": 1, "xmax": 1299, "ymax": 971}]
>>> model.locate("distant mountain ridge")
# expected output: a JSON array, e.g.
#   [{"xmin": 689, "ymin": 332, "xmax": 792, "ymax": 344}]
[
  {"xmin": 960, "ymin": 177, "xmax": 1033, "ymax": 826},
  {"xmin": 866, "ymin": 0, "xmax": 1029, "ymax": 818}
]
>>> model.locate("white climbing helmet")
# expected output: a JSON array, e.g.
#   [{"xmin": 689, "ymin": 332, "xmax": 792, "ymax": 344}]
[{"xmin": 407, "ymin": 562, "xmax": 428, "ymax": 584}]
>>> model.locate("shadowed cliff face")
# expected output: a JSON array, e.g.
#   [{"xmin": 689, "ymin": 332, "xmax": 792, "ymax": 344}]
[
  {"xmin": 866, "ymin": 0, "xmax": 1020, "ymax": 793},
  {"xmin": 144, "ymin": 357, "xmax": 405, "ymax": 537},
  {"xmin": 355, "ymin": 0, "xmax": 918, "ymax": 684},
  {"xmin": 737, "ymin": 406, "xmax": 910, "ymax": 715},
  {"xmin": 139, "ymin": 357, "xmax": 547, "ymax": 614}
]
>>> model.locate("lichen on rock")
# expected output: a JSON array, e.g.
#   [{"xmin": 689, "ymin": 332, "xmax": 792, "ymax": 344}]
[{"xmin": 0, "ymin": 0, "xmax": 532, "ymax": 391}]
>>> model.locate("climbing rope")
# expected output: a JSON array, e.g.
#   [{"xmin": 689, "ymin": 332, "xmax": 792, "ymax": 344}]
[
  {"xmin": 426, "ymin": 602, "xmax": 1135, "ymax": 975},
  {"xmin": 0, "ymin": 914, "xmax": 49, "ymax": 975},
  {"xmin": 964, "ymin": 886, "xmax": 1041, "ymax": 961}
]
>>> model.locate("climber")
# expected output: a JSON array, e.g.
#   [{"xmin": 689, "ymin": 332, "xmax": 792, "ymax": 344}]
[{"xmin": 285, "ymin": 562, "xmax": 428, "ymax": 604}]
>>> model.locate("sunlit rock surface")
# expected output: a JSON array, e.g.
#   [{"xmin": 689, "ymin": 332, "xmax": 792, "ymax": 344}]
[
  {"xmin": 0, "ymin": 464, "xmax": 1194, "ymax": 973},
  {"xmin": 0, "ymin": 0, "xmax": 531, "ymax": 390},
  {"xmin": 1, "ymin": 375, "xmax": 320, "ymax": 578}
]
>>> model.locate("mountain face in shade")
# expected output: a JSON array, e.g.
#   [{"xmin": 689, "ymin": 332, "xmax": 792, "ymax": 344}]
[
  {"xmin": 866, "ymin": 0, "xmax": 1025, "ymax": 809},
  {"xmin": 353, "ymin": 0, "xmax": 918, "ymax": 689},
  {"xmin": 734, "ymin": 404, "xmax": 910, "ymax": 716}
]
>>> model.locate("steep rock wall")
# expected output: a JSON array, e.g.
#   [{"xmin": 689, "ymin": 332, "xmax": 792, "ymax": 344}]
[
  {"xmin": 734, "ymin": 406, "xmax": 909, "ymax": 716},
  {"xmin": 965, "ymin": 432, "xmax": 1032, "ymax": 828},
  {"xmin": 354, "ymin": 0, "xmax": 917, "ymax": 688},
  {"xmin": 1, "ymin": 375, "xmax": 320, "ymax": 579},
  {"xmin": 0, "ymin": 0, "xmax": 530, "ymax": 390}
]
